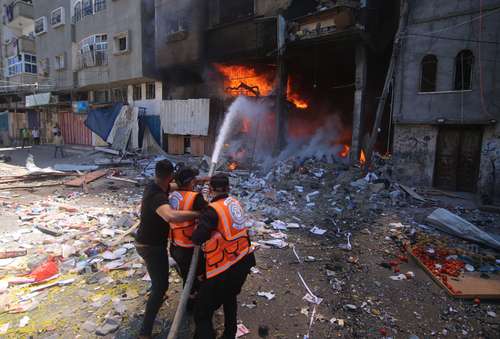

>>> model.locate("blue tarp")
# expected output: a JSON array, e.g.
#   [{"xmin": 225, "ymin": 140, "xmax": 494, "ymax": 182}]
[
  {"xmin": 0, "ymin": 112, "xmax": 8, "ymax": 131},
  {"xmin": 84, "ymin": 103, "xmax": 123, "ymax": 141},
  {"xmin": 139, "ymin": 114, "xmax": 162, "ymax": 147}
]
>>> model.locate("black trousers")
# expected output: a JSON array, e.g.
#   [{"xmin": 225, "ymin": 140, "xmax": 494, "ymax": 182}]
[
  {"xmin": 194, "ymin": 254, "xmax": 255, "ymax": 339},
  {"xmin": 136, "ymin": 244, "xmax": 170, "ymax": 336},
  {"xmin": 171, "ymin": 245, "xmax": 201, "ymax": 311}
]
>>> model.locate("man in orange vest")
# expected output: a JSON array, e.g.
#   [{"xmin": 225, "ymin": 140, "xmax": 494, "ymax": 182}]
[
  {"xmin": 192, "ymin": 173, "xmax": 256, "ymax": 339},
  {"xmin": 169, "ymin": 167, "xmax": 207, "ymax": 307}
]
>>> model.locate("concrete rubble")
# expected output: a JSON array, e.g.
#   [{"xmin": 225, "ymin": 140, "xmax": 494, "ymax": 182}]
[{"xmin": 0, "ymin": 150, "xmax": 499, "ymax": 337}]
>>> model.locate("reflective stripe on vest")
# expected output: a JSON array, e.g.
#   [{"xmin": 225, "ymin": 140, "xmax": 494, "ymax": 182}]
[
  {"xmin": 202, "ymin": 197, "xmax": 254, "ymax": 279},
  {"xmin": 169, "ymin": 191, "xmax": 197, "ymax": 248}
]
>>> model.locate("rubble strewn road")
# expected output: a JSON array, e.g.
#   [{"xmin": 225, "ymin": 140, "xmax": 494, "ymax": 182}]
[{"xmin": 0, "ymin": 146, "xmax": 499, "ymax": 338}]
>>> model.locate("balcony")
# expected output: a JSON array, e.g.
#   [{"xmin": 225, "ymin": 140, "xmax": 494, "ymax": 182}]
[
  {"xmin": 5, "ymin": 1, "xmax": 34, "ymax": 30},
  {"xmin": 5, "ymin": 36, "xmax": 35, "ymax": 58}
]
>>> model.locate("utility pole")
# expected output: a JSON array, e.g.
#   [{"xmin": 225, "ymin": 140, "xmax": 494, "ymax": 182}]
[
  {"xmin": 364, "ymin": 0, "xmax": 409, "ymax": 168},
  {"xmin": 350, "ymin": 44, "xmax": 368, "ymax": 164},
  {"xmin": 274, "ymin": 14, "xmax": 288, "ymax": 155}
]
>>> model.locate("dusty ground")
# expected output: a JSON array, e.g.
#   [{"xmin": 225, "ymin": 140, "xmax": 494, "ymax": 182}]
[{"xmin": 0, "ymin": 146, "xmax": 499, "ymax": 338}]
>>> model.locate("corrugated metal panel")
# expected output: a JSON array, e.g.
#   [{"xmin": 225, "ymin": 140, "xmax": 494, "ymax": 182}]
[
  {"xmin": 160, "ymin": 99, "xmax": 210, "ymax": 136},
  {"xmin": 58, "ymin": 112, "xmax": 92, "ymax": 145}
]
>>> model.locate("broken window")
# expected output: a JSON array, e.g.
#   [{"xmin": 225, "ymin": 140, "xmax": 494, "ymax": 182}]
[
  {"xmin": 220, "ymin": 0, "xmax": 254, "ymax": 24},
  {"xmin": 54, "ymin": 54, "xmax": 65, "ymax": 70},
  {"xmin": 454, "ymin": 50, "xmax": 474, "ymax": 91},
  {"xmin": 146, "ymin": 83, "xmax": 156, "ymax": 100},
  {"xmin": 420, "ymin": 54, "xmax": 437, "ymax": 92},
  {"xmin": 133, "ymin": 85, "xmax": 142, "ymax": 101},
  {"xmin": 113, "ymin": 32, "xmax": 129, "ymax": 54},
  {"xmin": 93, "ymin": 89, "xmax": 110, "ymax": 103},
  {"xmin": 79, "ymin": 34, "xmax": 107, "ymax": 68},
  {"xmin": 34, "ymin": 17, "xmax": 47, "ymax": 35}
]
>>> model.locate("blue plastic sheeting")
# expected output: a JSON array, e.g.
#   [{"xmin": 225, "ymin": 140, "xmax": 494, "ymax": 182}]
[
  {"xmin": 0, "ymin": 112, "xmax": 8, "ymax": 131},
  {"xmin": 142, "ymin": 115, "xmax": 162, "ymax": 146},
  {"xmin": 84, "ymin": 103, "xmax": 124, "ymax": 141}
]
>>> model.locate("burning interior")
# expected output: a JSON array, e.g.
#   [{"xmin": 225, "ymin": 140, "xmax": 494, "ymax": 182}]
[{"xmin": 212, "ymin": 42, "xmax": 371, "ymax": 170}]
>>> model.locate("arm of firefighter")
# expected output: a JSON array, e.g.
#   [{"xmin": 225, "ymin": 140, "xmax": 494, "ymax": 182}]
[
  {"xmin": 192, "ymin": 207, "xmax": 218, "ymax": 245},
  {"xmin": 156, "ymin": 204, "xmax": 199, "ymax": 223}
]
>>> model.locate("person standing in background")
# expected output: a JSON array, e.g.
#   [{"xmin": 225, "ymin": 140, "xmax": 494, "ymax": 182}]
[
  {"xmin": 32, "ymin": 128, "xmax": 40, "ymax": 145},
  {"xmin": 53, "ymin": 131, "xmax": 65, "ymax": 158},
  {"xmin": 20, "ymin": 128, "xmax": 30, "ymax": 149}
]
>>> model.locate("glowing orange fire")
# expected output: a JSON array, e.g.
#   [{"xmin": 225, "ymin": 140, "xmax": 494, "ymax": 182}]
[
  {"xmin": 227, "ymin": 162, "xmax": 238, "ymax": 171},
  {"xmin": 360, "ymin": 149, "xmax": 366, "ymax": 165},
  {"xmin": 215, "ymin": 64, "xmax": 309, "ymax": 109},
  {"xmin": 215, "ymin": 64, "xmax": 274, "ymax": 97},
  {"xmin": 339, "ymin": 144, "xmax": 350, "ymax": 158},
  {"xmin": 338, "ymin": 145, "xmax": 367, "ymax": 165},
  {"xmin": 287, "ymin": 79, "xmax": 309, "ymax": 109}
]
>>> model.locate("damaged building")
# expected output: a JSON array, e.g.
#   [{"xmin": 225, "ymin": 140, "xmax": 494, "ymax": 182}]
[
  {"xmin": 392, "ymin": 0, "xmax": 500, "ymax": 202},
  {"xmin": 155, "ymin": 0, "xmax": 399, "ymax": 161}
]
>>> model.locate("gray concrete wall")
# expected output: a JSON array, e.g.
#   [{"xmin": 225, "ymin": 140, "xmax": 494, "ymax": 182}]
[
  {"xmin": 393, "ymin": 0, "xmax": 500, "ymax": 124},
  {"xmin": 479, "ymin": 124, "xmax": 500, "ymax": 202},
  {"xmin": 392, "ymin": 124, "xmax": 438, "ymax": 187},
  {"xmin": 34, "ymin": 0, "xmax": 74, "ymax": 91}
]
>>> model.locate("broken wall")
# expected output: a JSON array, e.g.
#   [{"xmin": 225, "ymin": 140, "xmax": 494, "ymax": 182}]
[{"xmin": 392, "ymin": 124, "xmax": 438, "ymax": 187}]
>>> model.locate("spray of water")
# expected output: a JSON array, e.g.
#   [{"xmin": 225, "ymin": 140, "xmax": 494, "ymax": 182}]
[{"xmin": 210, "ymin": 96, "xmax": 269, "ymax": 169}]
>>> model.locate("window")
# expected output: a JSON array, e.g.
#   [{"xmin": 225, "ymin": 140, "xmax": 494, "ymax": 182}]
[
  {"xmin": 454, "ymin": 50, "xmax": 474, "ymax": 91},
  {"xmin": 94, "ymin": 89, "xmax": 110, "ymax": 103},
  {"xmin": 146, "ymin": 83, "xmax": 156, "ymax": 99},
  {"xmin": 79, "ymin": 34, "xmax": 108, "ymax": 68},
  {"xmin": 113, "ymin": 32, "xmax": 129, "ymax": 54},
  {"xmin": 94, "ymin": 0, "xmax": 106, "ymax": 13},
  {"xmin": 220, "ymin": 0, "xmax": 254, "ymax": 24},
  {"xmin": 54, "ymin": 54, "xmax": 65, "ymax": 70},
  {"xmin": 73, "ymin": 1, "xmax": 82, "ymax": 23},
  {"xmin": 7, "ymin": 54, "xmax": 37, "ymax": 77},
  {"xmin": 420, "ymin": 54, "xmax": 438, "ymax": 92},
  {"xmin": 34, "ymin": 17, "xmax": 47, "ymax": 35},
  {"xmin": 51, "ymin": 7, "xmax": 65, "ymax": 27},
  {"xmin": 112, "ymin": 87, "xmax": 128, "ymax": 102},
  {"xmin": 133, "ymin": 85, "xmax": 142, "ymax": 101},
  {"xmin": 83, "ymin": 0, "xmax": 93, "ymax": 17}
]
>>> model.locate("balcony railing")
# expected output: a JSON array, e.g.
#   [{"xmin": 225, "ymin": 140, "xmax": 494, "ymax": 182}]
[{"xmin": 5, "ymin": 36, "xmax": 35, "ymax": 57}]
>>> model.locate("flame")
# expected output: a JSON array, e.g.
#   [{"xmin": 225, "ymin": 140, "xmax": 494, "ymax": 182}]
[
  {"xmin": 360, "ymin": 149, "xmax": 366, "ymax": 165},
  {"xmin": 215, "ymin": 64, "xmax": 274, "ymax": 97},
  {"xmin": 287, "ymin": 78, "xmax": 309, "ymax": 109},
  {"xmin": 227, "ymin": 162, "xmax": 238, "ymax": 171},
  {"xmin": 339, "ymin": 145, "xmax": 350, "ymax": 158}
]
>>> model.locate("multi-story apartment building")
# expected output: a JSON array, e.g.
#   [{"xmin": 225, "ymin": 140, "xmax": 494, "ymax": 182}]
[
  {"xmin": 392, "ymin": 0, "xmax": 500, "ymax": 202},
  {"xmin": 0, "ymin": 0, "xmax": 162, "ymax": 145},
  {"xmin": 0, "ymin": 0, "xmax": 40, "ymax": 145}
]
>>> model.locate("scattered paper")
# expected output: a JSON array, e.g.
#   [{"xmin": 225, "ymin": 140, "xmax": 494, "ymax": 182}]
[
  {"xmin": 310, "ymin": 226, "xmax": 327, "ymax": 235},
  {"xmin": 257, "ymin": 291, "xmax": 276, "ymax": 300},
  {"xmin": 271, "ymin": 220, "xmax": 287, "ymax": 230},
  {"xmin": 236, "ymin": 324, "xmax": 250, "ymax": 337},
  {"xmin": 0, "ymin": 323, "xmax": 9, "ymax": 335},
  {"xmin": 18, "ymin": 316, "xmax": 29, "ymax": 328},
  {"xmin": 259, "ymin": 239, "xmax": 288, "ymax": 249},
  {"xmin": 303, "ymin": 293, "xmax": 323, "ymax": 305}
]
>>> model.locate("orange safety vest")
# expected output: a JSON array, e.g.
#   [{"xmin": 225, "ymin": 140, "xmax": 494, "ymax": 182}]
[
  {"xmin": 202, "ymin": 197, "xmax": 254, "ymax": 279},
  {"xmin": 169, "ymin": 191, "xmax": 198, "ymax": 248}
]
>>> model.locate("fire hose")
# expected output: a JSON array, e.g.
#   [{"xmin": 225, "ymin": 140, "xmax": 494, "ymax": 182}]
[{"xmin": 167, "ymin": 163, "xmax": 216, "ymax": 339}]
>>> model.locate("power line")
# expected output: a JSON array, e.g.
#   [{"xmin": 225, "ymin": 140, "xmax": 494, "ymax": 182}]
[
  {"xmin": 422, "ymin": 7, "xmax": 500, "ymax": 35},
  {"xmin": 404, "ymin": 33, "xmax": 499, "ymax": 45}
]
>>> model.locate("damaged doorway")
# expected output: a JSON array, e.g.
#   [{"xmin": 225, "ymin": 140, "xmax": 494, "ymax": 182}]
[{"xmin": 434, "ymin": 126, "xmax": 483, "ymax": 192}]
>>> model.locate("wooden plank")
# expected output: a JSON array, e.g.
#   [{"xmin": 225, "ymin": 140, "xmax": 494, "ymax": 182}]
[
  {"xmin": 190, "ymin": 136, "xmax": 207, "ymax": 156},
  {"xmin": 65, "ymin": 170, "xmax": 108, "ymax": 187},
  {"xmin": 410, "ymin": 250, "xmax": 500, "ymax": 299},
  {"xmin": 168, "ymin": 134, "xmax": 184, "ymax": 155}
]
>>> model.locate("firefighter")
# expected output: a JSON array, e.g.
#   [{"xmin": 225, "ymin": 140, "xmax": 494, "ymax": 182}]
[
  {"xmin": 169, "ymin": 167, "xmax": 207, "ymax": 306},
  {"xmin": 192, "ymin": 173, "xmax": 256, "ymax": 339},
  {"xmin": 135, "ymin": 160, "xmax": 200, "ymax": 338}
]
